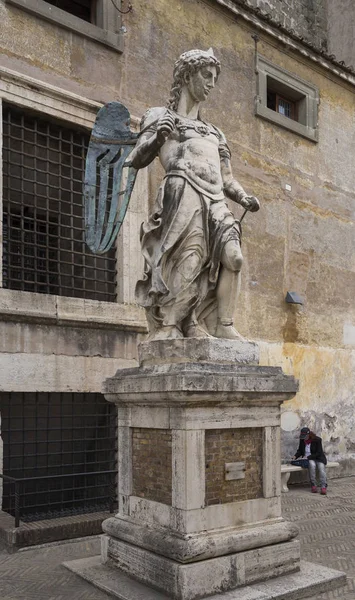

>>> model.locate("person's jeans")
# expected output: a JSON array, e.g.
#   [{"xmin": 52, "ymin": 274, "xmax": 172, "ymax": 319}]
[{"xmin": 308, "ymin": 460, "xmax": 327, "ymax": 487}]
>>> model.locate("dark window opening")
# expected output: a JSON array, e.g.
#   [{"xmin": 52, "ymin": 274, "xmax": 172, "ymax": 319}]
[
  {"xmin": 44, "ymin": 0, "xmax": 95, "ymax": 23},
  {"xmin": 2, "ymin": 104, "xmax": 117, "ymax": 301},
  {"xmin": 1, "ymin": 392, "xmax": 117, "ymax": 521},
  {"xmin": 267, "ymin": 91, "xmax": 296, "ymax": 121}
]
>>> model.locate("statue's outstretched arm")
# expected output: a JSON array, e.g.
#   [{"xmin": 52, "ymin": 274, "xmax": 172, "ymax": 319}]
[{"xmin": 221, "ymin": 156, "xmax": 260, "ymax": 212}]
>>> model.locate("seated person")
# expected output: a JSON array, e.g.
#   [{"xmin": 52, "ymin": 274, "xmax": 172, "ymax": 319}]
[{"xmin": 292, "ymin": 427, "xmax": 328, "ymax": 495}]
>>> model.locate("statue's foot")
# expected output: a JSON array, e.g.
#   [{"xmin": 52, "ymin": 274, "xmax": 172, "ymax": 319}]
[
  {"xmin": 149, "ymin": 325, "xmax": 184, "ymax": 341},
  {"xmin": 184, "ymin": 322, "xmax": 213, "ymax": 338},
  {"xmin": 215, "ymin": 321, "xmax": 246, "ymax": 341}
]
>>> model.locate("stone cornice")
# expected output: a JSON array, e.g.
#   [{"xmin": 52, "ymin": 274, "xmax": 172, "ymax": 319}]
[
  {"xmin": 216, "ymin": 0, "xmax": 355, "ymax": 88},
  {"xmin": 0, "ymin": 65, "xmax": 140, "ymax": 128}
]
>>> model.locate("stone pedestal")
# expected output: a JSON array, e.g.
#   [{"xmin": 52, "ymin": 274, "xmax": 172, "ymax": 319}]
[
  {"xmin": 102, "ymin": 339, "xmax": 301, "ymax": 599},
  {"xmin": 65, "ymin": 338, "xmax": 345, "ymax": 600},
  {"xmin": 64, "ymin": 339, "xmax": 346, "ymax": 599}
]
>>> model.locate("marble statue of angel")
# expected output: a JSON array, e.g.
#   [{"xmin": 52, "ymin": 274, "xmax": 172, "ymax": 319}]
[{"xmin": 85, "ymin": 49, "xmax": 260, "ymax": 341}]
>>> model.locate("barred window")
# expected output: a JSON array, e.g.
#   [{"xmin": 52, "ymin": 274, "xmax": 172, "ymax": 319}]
[
  {"xmin": 1, "ymin": 392, "xmax": 117, "ymax": 520},
  {"xmin": 2, "ymin": 104, "xmax": 117, "ymax": 301}
]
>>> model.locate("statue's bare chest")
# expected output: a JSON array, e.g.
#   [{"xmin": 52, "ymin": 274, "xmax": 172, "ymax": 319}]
[{"xmin": 172, "ymin": 117, "xmax": 220, "ymax": 145}]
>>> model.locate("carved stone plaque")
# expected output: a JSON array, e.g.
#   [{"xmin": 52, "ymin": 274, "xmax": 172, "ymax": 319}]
[{"xmin": 225, "ymin": 462, "xmax": 246, "ymax": 480}]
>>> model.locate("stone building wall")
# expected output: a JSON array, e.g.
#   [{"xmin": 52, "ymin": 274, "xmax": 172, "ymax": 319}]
[
  {"xmin": 325, "ymin": 0, "xmax": 355, "ymax": 67},
  {"xmin": 0, "ymin": 0, "xmax": 354, "ymax": 475},
  {"xmin": 237, "ymin": 0, "xmax": 328, "ymax": 50}
]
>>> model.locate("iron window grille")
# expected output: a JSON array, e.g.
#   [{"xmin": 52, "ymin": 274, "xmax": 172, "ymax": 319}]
[
  {"xmin": 1, "ymin": 392, "xmax": 117, "ymax": 521},
  {"xmin": 2, "ymin": 104, "xmax": 117, "ymax": 301}
]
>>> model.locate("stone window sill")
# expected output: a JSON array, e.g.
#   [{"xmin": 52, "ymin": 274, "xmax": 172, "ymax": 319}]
[
  {"xmin": 255, "ymin": 103, "xmax": 318, "ymax": 142},
  {"xmin": 0, "ymin": 289, "xmax": 147, "ymax": 332},
  {"xmin": 5, "ymin": 0, "xmax": 124, "ymax": 52}
]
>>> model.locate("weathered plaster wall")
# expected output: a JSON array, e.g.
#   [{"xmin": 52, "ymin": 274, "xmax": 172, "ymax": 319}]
[{"xmin": 0, "ymin": 0, "xmax": 354, "ymax": 469}]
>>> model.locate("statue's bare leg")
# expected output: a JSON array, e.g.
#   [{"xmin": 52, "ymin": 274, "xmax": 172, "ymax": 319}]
[{"xmin": 215, "ymin": 240, "xmax": 245, "ymax": 340}]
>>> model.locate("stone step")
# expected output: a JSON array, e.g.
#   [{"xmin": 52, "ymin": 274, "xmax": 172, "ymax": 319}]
[{"xmin": 64, "ymin": 555, "xmax": 346, "ymax": 600}]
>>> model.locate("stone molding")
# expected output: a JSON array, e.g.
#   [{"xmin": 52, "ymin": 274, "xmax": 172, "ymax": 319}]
[
  {"xmin": 104, "ymin": 362, "xmax": 298, "ymax": 404},
  {"xmin": 0, "ymin": 289, "xmax": 147, "ymax": 332},
  {"xmin": 0, "ymin": 65, "xmax": 140, "ymax": 129},
  {"xmin": 102, "ymin": 516, "xmax": 298, "ymax": 563}
]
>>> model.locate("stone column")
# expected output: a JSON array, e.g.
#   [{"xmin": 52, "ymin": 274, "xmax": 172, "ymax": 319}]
[{"xmin": 101, "ymin": 339, "xmax": 300, "ymax": 600}]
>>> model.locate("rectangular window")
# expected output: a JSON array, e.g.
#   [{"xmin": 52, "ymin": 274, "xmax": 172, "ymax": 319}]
[
  {"xmin": 2, "ymin": 104, "xmax": 117, "ymax": 301},
  {"xmin": 5, "ymin": 0, "xmax": 123, "ymax": 52},
  {"xmin": 256, "ymin": 56, "xmax": 319, "ymax": 142}
]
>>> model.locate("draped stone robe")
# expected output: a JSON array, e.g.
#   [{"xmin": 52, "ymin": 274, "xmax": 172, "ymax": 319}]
[{"xmin": 135, "ymin": 107, "xmax": 241, "ymax": 334}]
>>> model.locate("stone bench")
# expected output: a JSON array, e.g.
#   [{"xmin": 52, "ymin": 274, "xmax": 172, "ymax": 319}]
[{"xmin": 281, "ymin": 462, "xmax": 340, "ymax": 492}]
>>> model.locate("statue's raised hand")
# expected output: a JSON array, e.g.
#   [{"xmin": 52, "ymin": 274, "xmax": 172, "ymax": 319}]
[
  {"xmin": 157, "ymin": 112, "xmax": 176, "ymax": 145},
  {"xmin": 243, "ymin": 196, "xmax": 260, "ymax": 212}
]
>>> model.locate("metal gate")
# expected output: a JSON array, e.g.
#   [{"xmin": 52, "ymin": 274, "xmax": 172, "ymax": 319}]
[{"xmin": 0, "ymin": 392, "xmax": 117, "ymax": 522}]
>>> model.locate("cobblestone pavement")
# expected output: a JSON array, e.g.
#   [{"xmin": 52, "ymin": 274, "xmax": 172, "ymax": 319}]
[
  {"xmin": 0, "ymin": 477, "xmax": 353, "ymax": 599},
  {"xmin": 282, "ymin": 476, "xmax": 355, "ymax": 599}
]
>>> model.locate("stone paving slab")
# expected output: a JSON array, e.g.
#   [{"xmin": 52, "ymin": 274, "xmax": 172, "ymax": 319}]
[{"xmin": 0, "ymin": 477, "xmax": 354, "ymax": 600}]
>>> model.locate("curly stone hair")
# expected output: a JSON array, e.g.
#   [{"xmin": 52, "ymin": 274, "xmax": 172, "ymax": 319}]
[{"xmin": 166, "ymin": 49, "xmax": 221, "ymax": 112}]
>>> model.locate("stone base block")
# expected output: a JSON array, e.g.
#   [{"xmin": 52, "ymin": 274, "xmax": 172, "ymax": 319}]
[
  {"xmin": 102, "ymin": 516, "xmax": 299, "ymax": 563},
  {"xmin": 102, "ymin": 536, "xmax": 300, "ymax": 599},
  {"xmin": 64, "ymin": 555, "xmax": 346, "ymax": 600},
  {"xmin": 138, "ymin": 338, "xmax": 260, "ymax": 366}
]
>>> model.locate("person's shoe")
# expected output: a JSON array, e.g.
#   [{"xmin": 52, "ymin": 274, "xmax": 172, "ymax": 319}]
[
  {"xmin": 311, "ymin": 486, "xmax": 318, "ymax": 493},
  {"xmin": 320, "ymin": 487, "xmax": 327, "ymax": 495}
]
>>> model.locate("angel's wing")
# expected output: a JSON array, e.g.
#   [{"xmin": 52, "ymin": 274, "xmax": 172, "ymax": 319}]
[{"xmin": 84, "ymin": 101, "xmax": 138, "ymax": 254}]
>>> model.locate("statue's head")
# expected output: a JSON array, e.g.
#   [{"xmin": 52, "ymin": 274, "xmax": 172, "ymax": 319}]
[{"xmin": 167, "ymin": 48, "xmax": 221, "ymax": 111}]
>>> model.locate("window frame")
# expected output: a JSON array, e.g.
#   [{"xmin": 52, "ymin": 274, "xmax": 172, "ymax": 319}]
[
  {"xmin": 0, "ymin": 65, "xmax": 146, "ymax": 331},
  {"xmin": 5, "ymin": 0, "xmax": 124, "ymax": 52},
  {"xmin": 255, "ymin": 55, "xmax": 319, "ymax": 142}
]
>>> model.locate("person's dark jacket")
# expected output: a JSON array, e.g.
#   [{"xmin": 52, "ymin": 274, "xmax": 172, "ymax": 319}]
[{"xmin": 295, "ymin": 436, "xmax": 327, "ymax": 465}]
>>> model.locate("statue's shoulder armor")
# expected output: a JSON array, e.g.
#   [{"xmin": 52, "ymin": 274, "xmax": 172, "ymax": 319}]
[
  {"xmin": 209, "ymin": 123, "xmax": 231, "ymax": 159},
  {"xmin": 140, "ymin": 107, "xmax": 167, "ymax": 132}
]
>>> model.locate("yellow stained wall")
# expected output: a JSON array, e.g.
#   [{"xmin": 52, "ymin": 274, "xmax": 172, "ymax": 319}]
[{"xmin": 0, "ymin": 0, "xmax": 354, "ymax": 467}]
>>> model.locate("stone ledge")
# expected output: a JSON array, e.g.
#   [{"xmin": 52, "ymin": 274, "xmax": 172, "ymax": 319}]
[
  {"xmin": 104, "ymin": 361, "xmax": 298, "ymax": 404},
  {"xmin": 64, "ymin": 555, "xmax": 346, "ymax": 600},
  {"xmin": 0, "ymin": 289, "xmax": 147, "ymax": 332},
  {"xmin": 0, "ymin": 510, "xmax": 110, "ymax": 550}
]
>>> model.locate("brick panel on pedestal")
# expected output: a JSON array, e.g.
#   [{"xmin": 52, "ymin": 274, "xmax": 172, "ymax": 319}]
[
  {"xmin": 132, "ymin": 428, "xmax": 172, "ymax": 505},
  {"xmin": 205, "ymin": 428, "xmax": 263, "ymax": 505}
]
